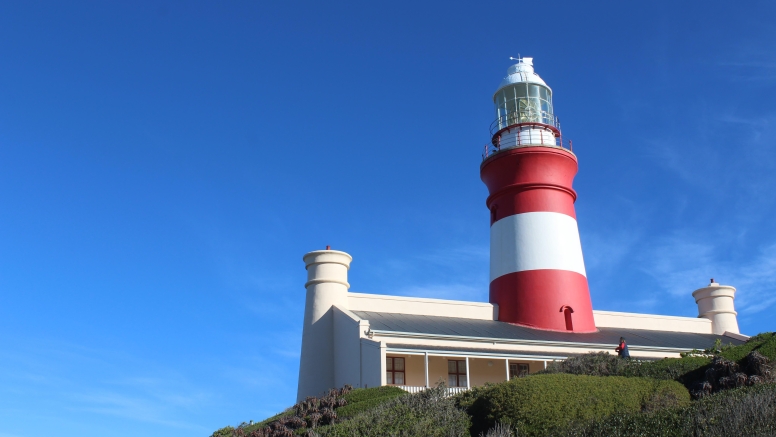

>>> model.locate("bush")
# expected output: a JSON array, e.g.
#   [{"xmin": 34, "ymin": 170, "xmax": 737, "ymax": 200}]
[
  {"xmin": 569, "ymin": 383, "xmax": 776, "ymax": 437},
  {"xmin": 541, "ymin": 343, "xmax": 775, "ymax": 397},
  {"xmin": 318, "ymin": 385, "xmax": 470, "ymax": 437},
  {"xmin": 456, "ymin": 373, "xmax": 690, "ymax": 437},
  {"xmin": 336, "ymin": 386, "xmax": 407, "ymax": 418},
  {"xmin": 541, "ymin": 351, "xmax": 628, "ymax": 377},
  {"xmin": 541, "ymin": 352, "xmax": 711, "ymax": 385},
  {"xmin": 720, "ymin": 332, "xmax": 776, "ymax": 362}
]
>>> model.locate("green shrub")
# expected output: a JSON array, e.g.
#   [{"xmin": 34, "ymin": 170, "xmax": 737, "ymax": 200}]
[
  {"xmin": 720, "ymin": 332, "xmax": 776, "ymax": 362},
  {"xmin": 542, "ymin": 352, "xmax": 711, "ymax": 385},
  {"xmin": 569, "ymin": 383, "xmax": 776, "ymax": 437},
  {"xmin": 541, "ymin": 351, "xmax": 628, "ymax": 377},
  {"xmin": 456, "ymin": 373, "xmax": 690, "ymax": 437},
  {"xmin": 318, "ymin": 385, "xmax": 470, "ymax": 437},
  {"xmin": 340, "ymin": 385, "xmax": 406, "ymax": 404},
  {"xmin": 336, "ymin": 386, "xmax": 407, "ymax": 418},
  {"xmin": 619, "ymin": 356, "xmax": 711, "ymax": 384},
  {"xmin": 210, "ymin": 426, "xmax": 234, "ymax": 437}
]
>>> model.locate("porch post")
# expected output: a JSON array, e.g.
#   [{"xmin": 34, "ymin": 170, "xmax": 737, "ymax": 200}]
[
  {"xmin": 424, "ymin": 352, "xmax": 429, "ymax": 388},
  {"xmin": 465, "ymin": 357, "xmax": 470, "ymax": 389},
  {"xmin": 543, "ymin": 360, "xmax": 547, "ymax": 369},
  {"xmin": 505, "ymin": 358, "xmax": 510, "ymax": 381}
]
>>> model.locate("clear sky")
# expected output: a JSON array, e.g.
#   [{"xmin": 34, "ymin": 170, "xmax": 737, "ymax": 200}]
[{"xmin": 1, "ymin": 1, "xmax": 775, "ymax": 436}]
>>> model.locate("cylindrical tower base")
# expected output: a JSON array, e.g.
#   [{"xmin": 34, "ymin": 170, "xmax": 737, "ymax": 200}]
[
  {"xmin": 481, "ymin": 146, "xmax": 596, "ymax": 332},
  {"xmin": 692, "ymin": 282, "xmax": 739, "ymax": 335},
  {"xmin": 297, "ymin": 249, "xmax": 352, "ymax": 401}
]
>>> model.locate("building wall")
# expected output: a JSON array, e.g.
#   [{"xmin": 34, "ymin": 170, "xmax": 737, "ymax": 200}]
[
  {"xmin": 593, "ymin": 310, "xmax": 712, "ymax": 334},
  {"xmin": 347, "ymin": 292, "xmax": 713, "ymax": 334},
  {"xmin": 428, "ymin": 355, "xmax": 450, "ymax": 387},
  {"xmin": 384, "ymin": 353, "xmax": 426, "ymax": 387},
  {"xmin": 297, "ymin": 305, "xmax": 336, "ymax": 400},
  {"xmin": 508, "ymin": 359, "xmax": 546, "ymax": 374},
  {"xmin": 333, "ymin": 306, "xmax": 363, "ymax": 388},
  {"xmin": 360, "ymin": 338, "xmax": 383, "ymax": 389},
  {"xmin": 379, "ymin": 354, "xmax": 555, "ymax": 388},
  {"xmin": 469, "ymin": 357, "xmax": 509, "ymax": 386},
  {"xmin": 349, "ymin": 292, "xmax": 496, "ymax": 320}
]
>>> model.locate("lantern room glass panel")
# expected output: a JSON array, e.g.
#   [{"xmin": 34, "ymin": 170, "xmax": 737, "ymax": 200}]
[{"xmin": 493, "ymin": 83, "xmax": 554, "ymax": 129}]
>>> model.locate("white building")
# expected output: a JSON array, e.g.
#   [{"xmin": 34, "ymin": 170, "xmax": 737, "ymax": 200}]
[{"xmin": 295, "ymin": 59, "xmax": 746, "ymax": 401}]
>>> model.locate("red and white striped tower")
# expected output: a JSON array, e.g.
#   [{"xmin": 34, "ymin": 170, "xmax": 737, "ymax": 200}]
[{"xmin": 480, "ymin": 57, "xmax": 596, "ymax": 333}]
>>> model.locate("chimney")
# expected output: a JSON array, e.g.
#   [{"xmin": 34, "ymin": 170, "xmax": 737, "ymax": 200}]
[{"xmin": 692, "ymin": 280, "xmax": 740, "ymax": 335}]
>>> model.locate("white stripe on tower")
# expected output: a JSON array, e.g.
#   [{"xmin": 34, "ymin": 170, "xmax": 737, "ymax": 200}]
[{"xmin": 490, "ymin": 211, "xmax": 586, "ymax": 282}]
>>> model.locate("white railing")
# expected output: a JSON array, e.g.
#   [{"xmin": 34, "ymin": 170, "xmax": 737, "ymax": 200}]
[
  {"xmin": 445, "ymin": 387, "xmax": 469, "ymax": 395},
  {"xmin": 396, "ymin": 386, "xmax": 470, "ymax": 396},
  {"xmin": 398, "ymin": 385, "xmax": 427, "ymax": 393}
]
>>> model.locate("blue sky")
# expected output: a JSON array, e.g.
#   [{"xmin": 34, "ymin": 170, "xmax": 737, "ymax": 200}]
[{"xmin": 0, "ymin": 1, "xmax": 775, "ymax": 436}]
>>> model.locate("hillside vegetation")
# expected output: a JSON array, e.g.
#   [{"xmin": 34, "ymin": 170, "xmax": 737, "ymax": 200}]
[
  {"xmin": 212, "ymin": 332, "xmax": 776, "ymax": 437},
  {"xmin": 457, "ymin": 374, "xmax": 689, "ymax": 437}
]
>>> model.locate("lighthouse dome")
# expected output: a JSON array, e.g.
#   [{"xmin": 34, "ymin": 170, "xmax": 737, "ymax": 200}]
[{"xmin": 497, "ymin": 57, "xmax": 549, "ymax": 90}]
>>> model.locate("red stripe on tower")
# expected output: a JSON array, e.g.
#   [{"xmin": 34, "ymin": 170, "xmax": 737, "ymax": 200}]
[{"xmin": 481, "ymin": 57, "xmax": 596, "ymax": 333}]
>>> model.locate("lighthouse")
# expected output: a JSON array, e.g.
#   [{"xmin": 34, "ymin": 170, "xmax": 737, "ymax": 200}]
[
  {"xmin": 480, "ymin": 57, "xmax": 596, "ymax": 332},
  {"xmin": 293, "ymin": 57, "xmax": 747, "ymax": 401}
]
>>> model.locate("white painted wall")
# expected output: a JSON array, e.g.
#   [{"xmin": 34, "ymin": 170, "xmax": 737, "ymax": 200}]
[
  {"xmin": 428, "ymin": 355, "xmax": 450, "ymax": 387},
  {"xmin": 490, "ymin": 211, "xmax": 586, "ymax": 281},
  {"xmin": 469, "ymin": 358, "xmax": 510, "ymax": 386},
  {"xmin": 348, "ymin": 292, "xmax": 496, "ymax": 320},
  {"xmin": 333, "ymin": 306, "xmax": 365, "ymax": 389},
  {"xmin": 359, "ymin": 338, "xmax": 384, "ymax": 389},
  {"xmin": 593, "ymin": 310, "xmax": 712, "ymax": 334},
  {"xmin": 497, "ymin": 127, "xmax": 557, "ymax": 149}
]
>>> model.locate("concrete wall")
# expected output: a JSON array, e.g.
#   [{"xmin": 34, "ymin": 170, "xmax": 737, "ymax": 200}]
[
  {"xmin": 469, "ymin": 357, "xmax": 508, "ymax": 386},
  {"xmin": 594, "ymin": 310, "xmax": 712, "ymax": 334},
  {"xmin": 347, "ymin": 292, "xmax": 712, "ymax": 334},
  {"xmin": 428, "ymin": 355, "xmax": 450, "ymax": 387},
  {"xmin": 384, "ymin": 353, "xmax": 426, "ymax": 387},
  {"xmin": 349, "ymin": 292, "xmax": 496, "ymax": 320},
  {"xmin": 359, "ymin": 338, "xmax": 384, "ymax": 389},
  {"xmin": 333, "ymin": 306, "xmax": 364, "ymax": 389}
]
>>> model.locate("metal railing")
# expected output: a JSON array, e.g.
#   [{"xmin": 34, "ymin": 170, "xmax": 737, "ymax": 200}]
[
  {"xmin": 490, "ymin": 112, "xmax": 560, "ymax": 136},
  {"xmin": 482, "ymin": 131, "xmax": 574, "ymax": 160}
]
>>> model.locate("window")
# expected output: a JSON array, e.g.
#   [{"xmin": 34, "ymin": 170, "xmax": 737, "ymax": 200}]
[
  {"xmin": 493, "ymin": 83, "xmax": 554, "ymax": 129},
  {"xmin": 386, "ymin": 357, "xmax": 405, "ymax": 385},
  {"xmin": 509, "ymin": 363, "xmax": 529, "ymax": 378},
  {"xmin": 447, "ymin": 359, "xmax": 467, "ymax": 387}
]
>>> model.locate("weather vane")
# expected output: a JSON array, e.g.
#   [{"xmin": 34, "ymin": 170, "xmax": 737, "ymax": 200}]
[{"xmin": 509, "ymin": 55, "xmax": 522, "ymax": 62}]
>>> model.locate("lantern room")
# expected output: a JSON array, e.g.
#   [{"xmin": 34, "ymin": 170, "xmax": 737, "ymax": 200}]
[{"xmin": 490, "ymin": 57, "xmax": 560, "ymax": 150}]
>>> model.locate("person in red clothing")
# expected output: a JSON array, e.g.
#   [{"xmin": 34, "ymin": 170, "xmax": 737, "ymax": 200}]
[{"xmin": 615, "ymin": 337, "xmax": 630, "ymax": 359}]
